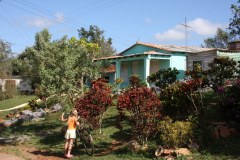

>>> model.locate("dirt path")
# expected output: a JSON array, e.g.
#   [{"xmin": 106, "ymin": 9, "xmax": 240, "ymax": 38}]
[
  {"xmin": 0, "ymin": 152, "xmax": 24, "ymax": 160},
  {"xmin": 0, "ymin": 146, "xmax": 66, "ymax": 160}
]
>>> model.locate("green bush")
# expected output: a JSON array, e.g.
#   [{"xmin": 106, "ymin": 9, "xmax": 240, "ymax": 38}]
[{"xmin": 158, "ymin": 117, "xmax": 194, "ymax": 148}]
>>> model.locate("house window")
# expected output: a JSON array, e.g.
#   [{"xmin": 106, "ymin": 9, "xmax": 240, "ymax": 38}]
[
  {"xmin": 104, "ymin": 76, "xmax": 109, "ymax": 82},
  {"xmin": 193, "ymin": 61, "xmax": 203, "ymax": 70}
]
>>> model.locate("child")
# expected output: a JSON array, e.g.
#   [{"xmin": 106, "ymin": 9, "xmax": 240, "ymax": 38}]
[{"xmin": 61, "ymin": 109, "xmax": 80, "ymax": 158}]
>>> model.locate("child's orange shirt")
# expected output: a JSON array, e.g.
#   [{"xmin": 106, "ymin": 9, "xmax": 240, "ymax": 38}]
[{"xmin": 67, "ymin": 116, "xmax": 77, "ymax": 130}]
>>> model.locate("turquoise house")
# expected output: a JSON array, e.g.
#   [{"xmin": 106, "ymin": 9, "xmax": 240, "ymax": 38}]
[{"xmin": 97, "ymin": 41, "xmax": 240, "ymax": 88}]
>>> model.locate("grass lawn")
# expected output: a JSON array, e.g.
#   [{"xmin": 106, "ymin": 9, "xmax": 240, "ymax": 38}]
[
  {"xmin": 0, "ymin": 95, "xmax": 36, "ymax": 110},
  {"xmin": 0, "ymin": 104, "xmax": 240, "ymax": 159},
  {"xmin": 0, "ymin": 95, "xmax": 36, "ymax": 118}
]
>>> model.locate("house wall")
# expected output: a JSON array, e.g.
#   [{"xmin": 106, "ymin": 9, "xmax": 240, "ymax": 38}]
[
  {"xmin": 150, "ymin": 59, "xmax": 170, "ymax": 75},
  {"xmin": 0, "ymin": 77, "xmax": 32, "ymax": 92},
  {"xmin": 170, "ymin": 53, "xmax": 186, "ymax": 79},
  {"xmin": 122, "ymin": 44, "xmax": 171, "ymax": 56},
  {"xmin": 187, "ymin": 50, "xmax": 217, "ymax": 71},
  {"xmin": 217, "ymin": 51, "xmax": 240, "ymax": 62},
  {"xmin": 119, "ymin": 60, "xmax": 144, "ymax": 88}
]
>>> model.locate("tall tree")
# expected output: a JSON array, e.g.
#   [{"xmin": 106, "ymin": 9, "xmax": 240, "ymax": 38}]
[
  {"xmin": 78, "ymin": 25, "xmax": 116, "ymax": 57},
  {"xmin": 203, "ymin": 28, "xmax": 230, "ymax": 48},
  {"xmin": 16, "ymin": 29, "xmax": 51, "ymax": 88},
  {"xmin": 16, "ymin": 29, "xmax": 102, "ymax": 101},
  {"xmin": 229, "ymin": 0, "xmax": 240, "ymax": 40},
  {"xmin": 0, "ymin": 39, "xmax": 13, "ymax": 78}
]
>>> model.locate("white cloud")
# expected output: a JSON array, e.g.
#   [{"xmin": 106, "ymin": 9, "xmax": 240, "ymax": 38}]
[
  {"xmin": 188, "ymin": 18, "xmax": 221, "ymax": 35},
  {"xmin": 27, "ymin": 12, "xmax": 65, "ymax": 28},
  {"xmin": 27, "ymin": 17, "xmax": 53, "ymax": 28},
  {"xmin": 155, "ymin": 18, "xmax": 222, "ymax": 42},
  {"xmin": 55, "ymin": 12, "xmax": 64, "ymax": 23},
  {"xmin": 155, "ymin": 29, "xmax": 185, "ymax": 41}
]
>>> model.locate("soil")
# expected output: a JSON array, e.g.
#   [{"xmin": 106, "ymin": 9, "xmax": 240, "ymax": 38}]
[
  {"xmin": 0, "ymin": 140, "xmax": 128, "ymax": 160},
  {"xmin": 0, "ymin": 146, "xmax": 66, "ymax": 160}
]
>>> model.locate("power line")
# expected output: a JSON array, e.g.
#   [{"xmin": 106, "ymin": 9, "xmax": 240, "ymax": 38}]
[
  {"xmin": 70, "ymin": 0, "xmax": 124, "ymax": 18},
  {"xmin": 3, "ymin": 0, "xmax": 83, "ymax": 30},
  {"xmin": 68, "ymin": 0, "xmax": 105, "ymax": 17},
  {"xmin": 0, "ymin": 5, "xmax": 31, "ymax": 44},
  {"xmin": 2, "ymin": 0, "xmax": 131, "ymax": 51},
  {"xmin": 13, "ymin": 0, "xmax": 88, "ymax": 28}
]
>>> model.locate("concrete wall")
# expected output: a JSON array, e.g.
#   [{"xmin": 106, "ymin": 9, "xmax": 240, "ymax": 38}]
[
  {"xmin": 0, "ymin": 77, "xmax": 32, "ymax": 92},
  {"xmin": 217, "ymin": 51, "xmax": 240, "ymax": 62}
]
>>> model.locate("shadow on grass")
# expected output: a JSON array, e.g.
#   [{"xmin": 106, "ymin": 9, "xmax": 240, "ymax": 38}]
[
  {"xmin": 101, "ymin": 116, "xmax": 117, "ymax": 129},
  {"xmin": 39, "ymin": 131, "xmax": 64, "ymax": 146},
  {"xmin": 199, "ymin": 136, "xmax": 240, "ymax": 158},
  {"xmin": 28, "ymin": 149, "xmax": 65, "ymax": 159}
]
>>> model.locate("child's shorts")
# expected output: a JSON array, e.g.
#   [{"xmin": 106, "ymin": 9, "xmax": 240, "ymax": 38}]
[{"xmin": 65, "ymin": 129, "xmax": 76, "ymax": 139}]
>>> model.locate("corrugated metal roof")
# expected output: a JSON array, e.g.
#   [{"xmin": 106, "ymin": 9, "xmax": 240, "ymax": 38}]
[
  {"xmin": 95, "ymin": 42, "xmax": 240, "ymax": 61},
  {"xmin": 94, "ymin": 51, "xmax": 171, "ymax": 61},
  {"xmin": 135, "ymin": 42, "xmax": 216, "ymax": 53}
]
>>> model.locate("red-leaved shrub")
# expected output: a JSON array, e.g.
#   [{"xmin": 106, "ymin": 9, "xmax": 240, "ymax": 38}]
[
  {"xmin": 117, "ymin": 86, "xmax": 162, "ymax": 145},
  {"xmin": 75, "ymin": 78, "xmax": 113, "ymax": 132}
]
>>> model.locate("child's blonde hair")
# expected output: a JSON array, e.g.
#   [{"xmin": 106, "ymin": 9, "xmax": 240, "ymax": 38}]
[{"xmin": 71, "ymin": 109, "xmax": 78, "ymax": 117}]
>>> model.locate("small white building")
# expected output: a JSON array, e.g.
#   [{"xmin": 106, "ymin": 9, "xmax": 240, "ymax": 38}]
[{"xmin": 0, "ymin": 76, "xmax": 32, "ymax": 93}]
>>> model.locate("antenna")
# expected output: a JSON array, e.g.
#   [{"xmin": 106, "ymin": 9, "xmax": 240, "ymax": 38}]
[{"xmin": 180, "ymin": 17, "xmax": 191, "ymax": 51}]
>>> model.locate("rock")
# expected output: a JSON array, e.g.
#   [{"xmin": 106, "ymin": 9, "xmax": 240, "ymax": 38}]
[
  {"xmin": 32, "ymin": 118, "xmax": 45, "ymax": 122},
  {"xmin": 0, "ymin": 135, "xmax": 30, "ymax": 145},
  {"xmin": 13, "ymin": 135, "xmax": 30, "ymax": 145},
  {"xmin": 19, "ymin": 115, "xmax": 33, "ymax": 122},
  {"xmin": 128, "ymin": 140, "xmax": 141, "ymax": 152},
  {"xmin": 32, "ymin": 108, "xmax": 46, "ymax": 119},
  {"xmin": 51, "ymin": 103, "xmax": 62, "ymax": 112},
  {"xmin": 155, "ymin": 145, "xmax": 163, "ymax": 157},
  {"xmin": 187, "ymin": 143, "xmax": 199, "ymax": 151},
  {"xmin": 176, "ymin": 148, "xmax": 191, "ymax": 156},
  {"xmin": 21, "ymin": 110, "xmax": 33, "ymax": 115},
  {"xmin": 219, "ymin": 126, "xmax": 231, "ymax": 137},
  {"xmin": 3, "ymin": 119, "xmax": 18, "ymax": 127},
  {"xmin": 165, "ymin": 156, "xmax": 175, "ymax": 160},
  {"xmin": 141, "ymin": 144, "xmax": 148, "ymax": 151},
  {"xmin": 163, "ymin": 149, "xmax": 174, "ymax": 156}
]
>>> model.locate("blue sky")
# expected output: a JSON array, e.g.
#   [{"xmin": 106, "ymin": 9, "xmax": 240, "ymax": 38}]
[{"xmin": 0, "ymin": 0, "xmax": 237, "ymax": 54}]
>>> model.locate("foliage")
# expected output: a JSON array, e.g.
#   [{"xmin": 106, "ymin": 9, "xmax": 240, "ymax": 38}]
[
  {"xmin": 204, "ymin": 0, "xmax": 240, "ymax": 46},
  {"xmin": 216, "ymin": 78, "xmax": 240, "ymax": 122},
  {"xmin": 68, "ymin": 37, "xmax": 102, "ymax": 95},
  {"xmin": 117, "ymin": 86, "xmax": 162, "ymax": 145},
  {"xmin": 15, "ymin": 29, "xmax": 51, "ymax": 89},
  {"xmin": 75, "ymin": 78, "xmax": 113, "ymax": 132},
  {"xmin": 207, "ymin": 57, "xmax": 237, "ymax": 92},
  {"xmin": 158, "ymin": 117, "xmax": 194, "ymax": 148},
  {"xmin": 15, "ymin": 29, "xmax": 102, "ymax": 105},
  {"xmin": 147, "ymin": 68, "xmax": 179, "ymax": 89},
  {"xmin": 0, "ymin": 39, "xmax": 13, "ymax": 78},
  {"xmin": 159, "ymin": 82, "xmax": 190, "ymax": 119},
  {"xmin": 129, "ymin": 74, "xmax": 147, "ymax": 88},
  {"xmin": 78, "ymin": 25, "xmax": 116, "ymax": 57},
  {"xmin": 160, "ymin": 65, "xmax": 207, "ymax": 120},
  {"xmin": 203, "ymin": 28, "xmax": 231, "ymax": 48},
  {"xmin": 229, "ymin": 0, "xmax": 240, "ymax": 40}
]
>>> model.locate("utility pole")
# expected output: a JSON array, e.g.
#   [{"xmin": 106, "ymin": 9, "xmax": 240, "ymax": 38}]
[{"xmin": 180, "ymin": 17, "xmax": 191, "ymax": 51}]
